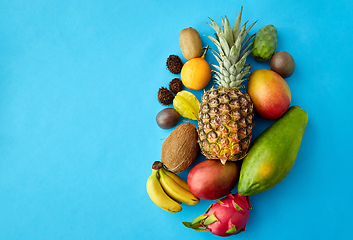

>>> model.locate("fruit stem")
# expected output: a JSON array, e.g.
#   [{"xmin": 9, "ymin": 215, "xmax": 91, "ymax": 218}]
[
  {"xmin": 201, "ymin": 45, "xmax": 209, "ymax": 58},
  {"xmin": 152, "ymin": 161, "xmax": 163, "ymax": 170}
]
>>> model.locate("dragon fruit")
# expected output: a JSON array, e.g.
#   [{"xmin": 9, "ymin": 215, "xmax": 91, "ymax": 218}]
[{"xmin": 183, "ymin": 193, "xmax": 252, "ymax": 237}]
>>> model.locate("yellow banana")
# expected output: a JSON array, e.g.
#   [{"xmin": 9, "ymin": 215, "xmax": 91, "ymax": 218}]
[
  {"xmin": 161, "ymin": 168, "xmax": 190, "ymax": 191},
  {"xmin": 159, "ymin": 167, "xmax": 199, "ymax": 205},
  {"xmin": 146, "ymin": 169, "xmax": 182, "ymax": 213}
]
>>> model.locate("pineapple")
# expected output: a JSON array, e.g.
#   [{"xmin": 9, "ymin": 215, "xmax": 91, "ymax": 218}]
[{"xmin": 198, "ymin": 7, "xmax": 256, "ymax": 164}]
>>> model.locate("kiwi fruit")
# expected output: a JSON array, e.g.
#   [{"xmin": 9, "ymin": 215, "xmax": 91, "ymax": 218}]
[{"xmin": 179, "ymin": 27, "xmax": 203, "ymax": 60}]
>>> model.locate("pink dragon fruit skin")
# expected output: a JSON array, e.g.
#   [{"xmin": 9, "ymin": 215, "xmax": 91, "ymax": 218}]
[{"xmin": 183, "ymin": 193, "xmax": 252, "ymax": 237}]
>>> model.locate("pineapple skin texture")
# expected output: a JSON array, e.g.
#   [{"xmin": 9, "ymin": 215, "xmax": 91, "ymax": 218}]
[{"xmin": 198, "ymin": 88, "xmax": 254, "ymax": 163}]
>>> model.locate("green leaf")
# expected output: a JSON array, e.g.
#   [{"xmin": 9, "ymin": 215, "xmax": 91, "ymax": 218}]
[
  {"xmin": 218, "ymin": 35, "xmax": 230, "ymax": 57},
  {"xmin": 241, "ymin": 20, "xmax": 257, "ymax": 44},
  {"xmin": 234, "ymin": 202, "xmax": 244, "ymax": 212},
  {"xmin": 240, "ymin": 38, "xmax": 254, "ymax": 58},
  {"xmin": 222, "ymin": 15, "xmax": 234, "ymax": 47},
  {"xmin": 232, "ymin": 6, "xmax": 243, "ymax": 39},
  {"xmin": 215, "ymin": 200, "xmax": 224, "ymax": 204},
  {"xmin": 191, "ymin": 215, "xmax": 207, "ymax": 225},
  {"xmin": 203, "ymin": 213, "xmax": 218, "ymax": 225},
  {"xmin": 207, "ymin": 18, "xmax": 222, "ymax": 37},
  {"xmin": 229, "ymin": 45, "xmax": 239, "ymax": 65},
  {"xmin": 234, "ymin": 57, "xmax": 246, "ymax": 75},
  {"xmin": 226, "ymin": 224, "xmax": 237, "ymax": 234},
  {"xmin": 237, "ymin": 65, "xmax": 251, "ymax": 81},
  {"xmin": 182, "ymin": 222, "xmax": 207, "ymax": 232},
  {"xmin": 207, "ymin": 35, "xmax": 225, "ymax": 58}
]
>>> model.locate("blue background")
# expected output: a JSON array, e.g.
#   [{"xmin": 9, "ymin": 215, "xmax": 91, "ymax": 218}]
[{"xmin": 0, "ymin": 0, "xmax": 352, "ymax": 239}]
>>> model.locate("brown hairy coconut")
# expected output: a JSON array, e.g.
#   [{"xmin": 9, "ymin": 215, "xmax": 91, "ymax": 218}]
[{"xmin": 161, "ymin": 123, "xmax": 199, "ymax": 173}]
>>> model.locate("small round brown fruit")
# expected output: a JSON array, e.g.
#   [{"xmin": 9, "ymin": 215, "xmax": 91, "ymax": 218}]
[
  {"xmin": 156, "ymin": 108, "xmax": 180, "ymax": 129},
  {"xmin": 270, "ymin": 51, "xmax": 295, "ymax": 78}
]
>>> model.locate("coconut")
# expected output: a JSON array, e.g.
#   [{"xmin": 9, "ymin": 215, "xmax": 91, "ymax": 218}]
[{"xmin": 161, "ymin": 123, "xmax": 199, "ymax": 173}]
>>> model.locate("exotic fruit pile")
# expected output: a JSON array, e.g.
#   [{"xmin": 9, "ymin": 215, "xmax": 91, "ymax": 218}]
[{"xmin": 147, "ymin": 6, "xmax": 308, "ymax": 237}]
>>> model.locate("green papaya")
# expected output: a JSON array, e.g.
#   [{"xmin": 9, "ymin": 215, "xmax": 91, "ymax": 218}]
[{"xmin": 238, "ymin": 106, "xmax": 308, "ymax": 196}]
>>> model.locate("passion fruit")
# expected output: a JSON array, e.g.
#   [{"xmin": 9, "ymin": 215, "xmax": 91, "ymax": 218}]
[
  {"xmin": 270, "ymin": 51, "xmax": 295, "ymax": 78},
  {"xmin": 156, "ymin": 108, "xmax": 180, "ymax": 129},
  {"xmin": 180, "ymin": 46, "xmax": 211, "ymax": 90}
]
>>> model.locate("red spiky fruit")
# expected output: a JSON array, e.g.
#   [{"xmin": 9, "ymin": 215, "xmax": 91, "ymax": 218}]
[{"xmin": 183, "ymin": 193, "xmax": 252, "ymax": 237}]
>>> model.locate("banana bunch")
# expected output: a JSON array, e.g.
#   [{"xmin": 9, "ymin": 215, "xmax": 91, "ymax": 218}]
[{"xmin": 146, "ymin": 161, "xmax": 199, "ymax": 213}]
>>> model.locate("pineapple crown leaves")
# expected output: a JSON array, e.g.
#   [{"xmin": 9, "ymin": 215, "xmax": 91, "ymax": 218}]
[{"xmin": 206, "ymin": 7, "xmax": 257, "ymax": 89}]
